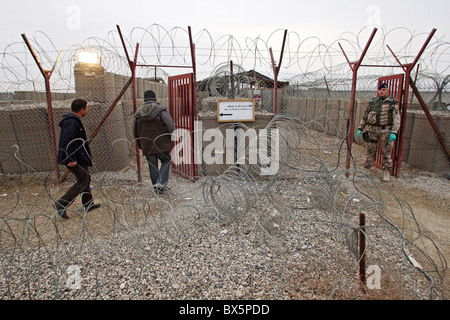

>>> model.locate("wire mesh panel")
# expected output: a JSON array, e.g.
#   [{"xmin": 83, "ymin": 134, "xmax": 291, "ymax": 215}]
[
  {"xmin": 168, "ymin": 73, "xmax": 198, "ymax": 180},
  {"xmin": 0, "ymin": 26, "xmax": 449, "ymax": 301}
]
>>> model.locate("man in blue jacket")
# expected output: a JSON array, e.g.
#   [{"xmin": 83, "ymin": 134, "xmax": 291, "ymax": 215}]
[{"xmin": 54, "ymin": 99, "xmax": 100, "ymax": 218}]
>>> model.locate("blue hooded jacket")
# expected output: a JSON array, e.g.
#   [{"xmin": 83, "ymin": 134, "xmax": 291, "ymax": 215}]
[{"xmin": 57, "ymin": 112, "xmax": 92, "ymax": 167}]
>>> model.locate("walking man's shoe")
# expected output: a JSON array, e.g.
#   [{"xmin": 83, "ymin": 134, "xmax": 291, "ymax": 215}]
[
  {"xmin": 154, "ymin": 184, "xmax": 170, "ymax": 195},
  {"xmin": 84, "ymin": 203, "xmax": 101, "ymax": 212},
  {"xmin": 154, "ymin": 184, "xmax": 164, "ymax": 195},
  {"xmin": 53, "ymin": 202, "xmax": 69, "ymax": 219},
  {"xmin": 58, "ymin": 210, "xmax": 69, "ymax": 219}
]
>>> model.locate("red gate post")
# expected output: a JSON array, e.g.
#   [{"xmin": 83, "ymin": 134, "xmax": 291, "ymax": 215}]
[
  {"xmin": 386, "ymin": 29, "xmax": 447, "ymax": 176},
  {"xmin": 269, "ymin": 30, "xmax": 288, "ymax": 115},
  {"xmin": 21, "ymin": 33, "xmax": 63, "ymax": 181},
  {"xmin": 188, "ymin": 26, "xmax": 198, "ymax": 179},
  {"xmin": 339, "ymin": 28, "xmax": 378, "ymax": 178},
  {"xmin": 188, "ymin": 26, "xmax": 197, "ymax": 89},
  {"xmin": 116, "ymin": 25, "xmax": 198, "ymax": 181},
  {"xmin": 117, "ymin": 25, "xmax": 142, "ymax": 182}
]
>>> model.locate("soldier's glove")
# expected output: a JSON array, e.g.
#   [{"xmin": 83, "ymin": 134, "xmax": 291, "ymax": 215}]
[
  {"xmin": 357, "ymin": 130, "xmax": 362, "ymax": 139},
  {"xmin": 389, "ymin": 133, "xmax": 397, "ymax": 142}
]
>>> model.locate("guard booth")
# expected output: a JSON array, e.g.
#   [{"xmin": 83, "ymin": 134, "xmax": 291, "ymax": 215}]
[
  {"xmin": 374, "ymin": 74, "xmax": 404, "ymax": 175},
  {"xmin": 168, "ymin": 73, "xmax": 198, "ymax": 181}
]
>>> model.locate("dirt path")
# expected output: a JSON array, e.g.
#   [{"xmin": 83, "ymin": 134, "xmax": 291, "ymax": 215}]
[
  {"xmin": 348, "ymin": 142, "xmax": 449, "ymax": 298},
  {"xmin": 384, "ymin": 175, "xmax": 449, "ymax": 298}
]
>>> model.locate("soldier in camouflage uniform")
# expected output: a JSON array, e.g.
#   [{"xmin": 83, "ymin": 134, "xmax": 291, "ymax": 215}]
[{"xmin": 357, "ymin": 83, "xmax": 400, "ymax": 181}]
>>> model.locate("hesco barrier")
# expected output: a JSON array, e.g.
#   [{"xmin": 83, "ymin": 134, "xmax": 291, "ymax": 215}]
[
  {"xmin": 0, "ymin": 100, "xmax": 168, "ymax": 175},
  {"xmin": 0, "ymin": 102, "xmax": 129, "ymax": 174},
  {"xmin": 402, "ymin": 111, "xmax": 450, "ymax": 172},
  {"xmin": 1, "ymin": 72, "xmax": 448, "ymax": 177},
  {"xmin": 1, "ymin": 95, "xmax": 447, "ymax": 175},
  {"xmin": 0, "ymin": 65, "xmax": 170, "ymax": 175},
  {"xmin": 0, "ymin": 105, "xmax": 54, "ymax": 173}
]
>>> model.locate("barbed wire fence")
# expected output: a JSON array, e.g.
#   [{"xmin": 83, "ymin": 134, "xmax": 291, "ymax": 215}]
[{"xmin": 0, "ymin": 25, "xmax": 448, "ymax": 300}]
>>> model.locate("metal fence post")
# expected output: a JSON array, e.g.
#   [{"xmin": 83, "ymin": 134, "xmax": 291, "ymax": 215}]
[
  {"xmin": 269, "ymin": 30, "xmax": 287, "ymax": 115},
  {"xmin": 21, "ymin": 33, "xmax": 63, "ymax": 180},
  {"xmin": 339, "ymin": 28, "xmax": 378, "ymax": 178},
  {"xmin": 117, "ymin": 25, "xmax": 142, "ymax": 182}
]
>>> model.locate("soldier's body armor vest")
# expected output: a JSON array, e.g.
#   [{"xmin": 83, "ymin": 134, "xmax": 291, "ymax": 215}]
[{"xmin": 367, "ymin": 97, "xmax": 397, "ymax": 127}]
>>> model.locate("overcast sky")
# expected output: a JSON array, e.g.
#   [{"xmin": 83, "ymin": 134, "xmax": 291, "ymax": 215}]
[
  {"xmin": 0, "ymin": 0, "xmax": 449, "ymax": 83},
  {"xmin": 1, "ymin": 0, "xmax": 448, "ymax": 49}
]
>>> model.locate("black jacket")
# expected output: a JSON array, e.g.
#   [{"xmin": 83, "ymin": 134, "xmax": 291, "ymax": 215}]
[{"xmin": 57, "ymin": 113, "xmax": 92, "ymax": 167}]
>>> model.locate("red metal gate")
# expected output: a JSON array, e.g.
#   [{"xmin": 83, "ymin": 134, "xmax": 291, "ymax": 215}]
[
  {"xmin": 374, "ymin": 74, "xmax": 404, "ymax": 174},
  {"xmin": 168, "ymin": 73, "xmax": 198, "ymax": 180}
]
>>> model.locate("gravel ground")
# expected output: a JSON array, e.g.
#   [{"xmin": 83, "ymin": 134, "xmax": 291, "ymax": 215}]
[
  {"xmin": 0, "ymin": 167, "xmax": 445, "ymax": 300},
  {"xmin": 0, "ymin": 121, "xmax": 448, "ymax": 300}
]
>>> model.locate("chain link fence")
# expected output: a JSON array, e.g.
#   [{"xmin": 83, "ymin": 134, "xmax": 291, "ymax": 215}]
[
  {"xmin": 0, "ymin": 60, "xmax": 170, "ymax": 176},
  {"xmin": 276, "ymin": 70, "xmax": 449, "ymax": 173},
  {"xmin": 1, "ymin": 26, "xmax": 449, "ymax": 175},
  {"xmin": 0, "ymin": 25, "xmax": 448, "ymax": 300}
]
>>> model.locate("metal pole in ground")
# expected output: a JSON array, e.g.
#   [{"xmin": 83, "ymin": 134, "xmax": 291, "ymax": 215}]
[
  {"xmin": 359, "ymin": 212, "xmax": 366, "ymax": 290},
  {"xmin": 21, "ymin": 33, "xmax": 62, "ymax": 181}
]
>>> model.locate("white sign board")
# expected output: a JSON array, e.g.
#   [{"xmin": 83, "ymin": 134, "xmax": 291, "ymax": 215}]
[
  {"xmin": 252, "ymin": 89, "xmax": 262, "ymax": 101},
  {"xmin": 217, "ymin": 99, "xmax": 255, "ymax": 122}
]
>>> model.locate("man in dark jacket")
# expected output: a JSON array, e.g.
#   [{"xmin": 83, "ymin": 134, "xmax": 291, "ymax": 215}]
[
  {"xmin": 54, "ymin": 99, "xmax": 100, "ymax": 218},
  {"xmin": 133, "ymin": 90, "xmax": 174, "ymax": 194}
]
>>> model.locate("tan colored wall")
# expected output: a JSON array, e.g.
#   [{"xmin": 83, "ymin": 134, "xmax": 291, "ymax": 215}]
[
  {"xmin": 196, "ymin": 114, "xmax": 274, "ymax": 175},
  {"xmin": 0, "ymin": 107, "xmax": 55, "ymax": 173},
  {"xmin": 403, "ymin": 112, "xmax": 450, "ymax": 172},
  {"xmin": 13, "ymin": 91, "xmax": 75, "ymax": 102},
  {"xmin": 0, "ymin": 102, "xmax": 132, "ymax": 174},
  {"xmin": 1, "ymin": 67, "xmax": 169, "ymax": 174}
]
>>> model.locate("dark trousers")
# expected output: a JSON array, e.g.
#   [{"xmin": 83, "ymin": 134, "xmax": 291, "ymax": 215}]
[
  {"xmin": 146, "ymin": 152, "xmax": 171, "ymax": 186},
  {"xmin": 56, "ymin": 166, "xmax": 93, "ymax": 210}
]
